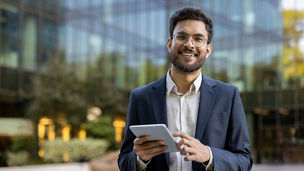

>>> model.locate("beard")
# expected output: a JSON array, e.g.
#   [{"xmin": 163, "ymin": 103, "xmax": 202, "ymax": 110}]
[{"xmin": 169, "ymin": 50, "xmax": 207, "ymax": 72}]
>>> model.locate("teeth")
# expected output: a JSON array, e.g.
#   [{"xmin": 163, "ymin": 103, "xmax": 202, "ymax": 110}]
[{"xmin": 182, "ymin": 53, "xmax": 194, "ymax": 57}]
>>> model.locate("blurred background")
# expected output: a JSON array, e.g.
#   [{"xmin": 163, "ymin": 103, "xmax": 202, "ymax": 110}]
[{"xmin": 0, "ymin": 0, "xmax": 303, "ymax": 170}]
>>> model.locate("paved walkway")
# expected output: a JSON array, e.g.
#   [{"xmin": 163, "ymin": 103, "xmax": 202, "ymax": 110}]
[
  {"xmin": 0, "ymin": 163, "xmax": 304, "ymax": 171},
  {"xmin": 252, "ymin": 164, "xmax": 304, "ymax": 171},
  {"xmin": 0, "ymin": 163, "xmax": 90, "ymax": 171}
]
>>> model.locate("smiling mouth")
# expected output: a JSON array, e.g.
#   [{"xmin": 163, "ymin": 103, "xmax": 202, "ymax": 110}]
[
  {"xmin": 178, "ymin": 51, "xmax": 199, "ymax": 57},
  {"xmin": 182, "ymin": 53, "xmax": 194, "ymax": 57}
]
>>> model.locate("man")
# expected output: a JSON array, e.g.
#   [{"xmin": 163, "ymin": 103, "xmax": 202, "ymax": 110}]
[{"xmin": 118, "ymin": 7, "xmax": 252, "ymax": 171}]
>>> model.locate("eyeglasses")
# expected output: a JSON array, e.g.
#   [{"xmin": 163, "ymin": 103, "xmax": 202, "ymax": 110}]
[{"xmin": 172, "ymin": 32, "xmax": 208, "ymax": 48}]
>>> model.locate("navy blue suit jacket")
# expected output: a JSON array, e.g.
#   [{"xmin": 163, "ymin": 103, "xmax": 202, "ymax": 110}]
[{"xmin": 118, "ymin": 74, "xmax": 252, "ymax": 171}]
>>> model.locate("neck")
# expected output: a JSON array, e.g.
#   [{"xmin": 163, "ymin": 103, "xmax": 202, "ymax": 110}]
[{"xmin": 170, "ymin": 66, "xmax": 201, "ymax": 94}]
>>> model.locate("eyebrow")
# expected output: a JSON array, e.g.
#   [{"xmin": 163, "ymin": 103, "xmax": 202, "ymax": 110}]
[{"xmin": 176, "ymin": 31, "xmax": 205, "ymax": 37}]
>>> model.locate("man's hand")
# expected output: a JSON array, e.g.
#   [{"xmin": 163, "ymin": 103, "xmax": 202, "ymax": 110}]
[
  {"xmin": 173, "ymin": 132, "xmax": 210, "ymax": 163},
  {"xmin": 133, "ymin": 135, "xmax": 168, "ymax": 161}
]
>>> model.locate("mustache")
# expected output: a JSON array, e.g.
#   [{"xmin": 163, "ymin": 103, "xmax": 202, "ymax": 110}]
[{"xmin": 178, "ymin": 49, "xmax": 199, "ymax": 56}]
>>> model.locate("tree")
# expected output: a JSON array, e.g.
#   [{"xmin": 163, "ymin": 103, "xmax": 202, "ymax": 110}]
[
  {"xmin": 27, "ymin": 54, "xmax": 129, "ymax": 134},
  {"xmin": 85, "ymin": 56, "xmax": 128, "ymax": 116},
  {"xmin": 282, "ymin": 10, "xmax": 304, "ymax": 84},
  {"xmin": 27, "ymin": 56, "xmax": 87, "ymax": 129}
]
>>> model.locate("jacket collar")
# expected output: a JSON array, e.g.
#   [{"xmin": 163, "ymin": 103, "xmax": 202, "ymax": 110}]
[{"xmin": 150, "ymin": 73, "xmax": 216, "ymax": 128}]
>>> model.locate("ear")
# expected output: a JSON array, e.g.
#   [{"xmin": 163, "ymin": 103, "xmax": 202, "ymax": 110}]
[
  {"xmin": 167, "ymin": 38, "xmax": 172, "ymax": 51},
  {"xmin": 205, "ymin": 43, "xmax": 213, "ymax": 59}
]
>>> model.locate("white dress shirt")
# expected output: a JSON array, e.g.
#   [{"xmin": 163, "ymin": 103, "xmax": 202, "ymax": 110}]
[{"xmin": 137, "ymin": 71, "xmax": 213, "ymax": 170}]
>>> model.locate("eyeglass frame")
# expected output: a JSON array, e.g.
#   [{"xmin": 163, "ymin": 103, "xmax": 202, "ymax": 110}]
[{"xmin": 171, "ymin": 32, "xmax": 209, "ymax": 48}]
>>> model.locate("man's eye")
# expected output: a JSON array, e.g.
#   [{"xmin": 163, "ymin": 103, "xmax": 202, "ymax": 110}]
[
  {"xmin": 176, "ymin": 35, "xmax": 187, "ymax": 40},
  {"xmin": 194, "ymin": 37, "xmax": 204, "ymax": 42}
]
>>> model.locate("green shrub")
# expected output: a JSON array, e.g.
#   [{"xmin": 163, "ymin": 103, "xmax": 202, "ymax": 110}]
[
  {"xmin": 42, "ymin": 138, "xmax": 67, "ymax": 163},
  {"xmin": 10, "ymin": 138, "xmax": 28, "ymax": 152},
  {"xmin": 85, "ymin": 116, "xmax": 115, "ymax": 144},
  {"xmin": 7, "ymin": 151, "xmax": 29, "ymax": 166},
  {"xmin": 42, "ymin": 138, "xmax": 109, "ymax": 163}
]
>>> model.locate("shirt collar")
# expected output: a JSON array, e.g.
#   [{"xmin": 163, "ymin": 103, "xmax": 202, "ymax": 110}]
[
  {"xmin": 166, "ymin": 71, "xmax": 176, "ymax": 95},
  {"xmin": 166, "ymin": 70, "xmax": 202, "ymax": 95},
  {"xmin": 192, "ymin": 72, "xmax": 202, "ymax": 94}
]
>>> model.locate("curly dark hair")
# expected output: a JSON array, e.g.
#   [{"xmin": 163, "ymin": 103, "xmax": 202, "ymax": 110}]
[{"xmin": 169, "ymin": 7, "xmax": 214, "ymax": 44}]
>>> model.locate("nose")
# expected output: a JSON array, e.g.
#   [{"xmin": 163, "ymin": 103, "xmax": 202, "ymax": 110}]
[{"xmin": 183, "ymin": 37, "xmax": 195, "ymax": 49}]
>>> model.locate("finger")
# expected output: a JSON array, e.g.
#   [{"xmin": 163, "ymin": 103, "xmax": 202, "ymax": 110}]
[
  {"xmin": 145, "ymin": 145, "xmax": 168, "ymax": 158},
  {"xmin": 133, "ymin": 135, "xmax": 150, "ymax": 145},
  {"xmin": 179, "ymin": 138, "xmax": 197, "ymax": 148},
  {"xmin": 176, "ymin": 138, "xmax": 195, "ymax": 151},
  {"xmin": 184, "ymin": 154, "xmax": 197, "ymax": 162},
  {"xmin": 184, "ymin": 155, "xmax": 193, "ymax": 161},
  {"xmin": 137, "ymin": 145, "xmax": 168, "ymax": 160},
  {"xmin": 181, "ymin": 146, "xmax": 196, "ymax": 155},
  {"xmin": 134, "ymin": 140, "xmax": 165, "ymax": 152},
  {"xmin": 176, "ymin": 139, "xmax": 182, "ymax": 150},
  {"xmin": 176, "ymin": 138, "xmax": 186, "ymax": 150},
  {"xmin": 173, "ymin": 132, "xmax": 193, "ymax": 140},
  {"xmin": 180, "ymin": 146, "xmax": 187, "ymax": 155}
]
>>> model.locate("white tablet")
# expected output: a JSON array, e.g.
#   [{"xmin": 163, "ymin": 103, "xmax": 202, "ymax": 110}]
[{"xmin": 129, "ymin": 124, "xmax": 179, "ymax": 152}]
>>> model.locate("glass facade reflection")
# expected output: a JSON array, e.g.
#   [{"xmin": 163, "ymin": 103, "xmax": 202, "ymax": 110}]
[{"xmin": 0, "ymin": 0, "xmax": 303, "ymax": 164}]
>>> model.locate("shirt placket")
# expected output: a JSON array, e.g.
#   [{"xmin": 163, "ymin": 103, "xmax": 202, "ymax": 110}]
[
  {"xmin": 179, "ymin": 95, "xmax": 183, "ymax": 171},
  {"xmin": 173, "ymin": 91, "xmax": 182, "ymax": 171},
  {"xmin": 181, "ymin": 94, "xmax": 190, "ymax": 171}
]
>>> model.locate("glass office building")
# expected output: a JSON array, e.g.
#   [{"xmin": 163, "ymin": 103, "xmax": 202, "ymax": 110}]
[{"xmin": 0, "ymin": 0, "xmax": 303, "ymax": 164}]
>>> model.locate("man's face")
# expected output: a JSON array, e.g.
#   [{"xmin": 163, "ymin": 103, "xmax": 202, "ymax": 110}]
[{"xmin": 167, "ymin": 19, "xmax": 212, "ymax": 72}]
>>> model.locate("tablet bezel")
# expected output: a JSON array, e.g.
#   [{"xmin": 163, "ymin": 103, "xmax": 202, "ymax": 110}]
[{"xmin": 129, "ymin": 124, "xmax": 179, "ymax": 152}]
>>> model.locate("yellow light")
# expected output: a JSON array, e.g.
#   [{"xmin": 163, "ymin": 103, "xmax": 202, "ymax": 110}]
[
  {"xmin": 38, "ymin": 117, "xmax": 54, "ymax": 140},
  {"xmin": 63, "ymin": 151, "xmax": 69, "ymax": 162},
  {"xmin": 79, "ymin": 129, "xmax": 86, "ymax": 140},
  {"xmin": 48, "ymin": 125, "xmax": 55, "ymax": 141},
  {"xmin": 113, "ymin": 120, "xmax": 126, "ymax": 128},
  {"xmin": 279, "ymin": 108, "xmax": 289, "ymax": 115},
  {"xmin": 62, "ymin": 125, "xmax": 71, "ymax": 142},
  {"xmin": 115, "ymin": 127, "xmax": 123, "ymax": 143},
  {"xmin": 253, "ymin": 108, "xmax": 269, "ymax": 115},
  {"xmin": 38, "ymin": 123, "xmax": 45, "ymax": 140},
  {"xmin": 38, "ymin": 149, "xmax": 44, "ymax": 158},
  {"xmin": 113, "ymin": 119, "xmax": 126, "ymax": 143},
  {"xmin": 38, "ymin": 117, "xmax": 55, "ymax": 160},
  {"xmin": 39, "ymin": 117, "xmax": 53, "ymax": 125}
]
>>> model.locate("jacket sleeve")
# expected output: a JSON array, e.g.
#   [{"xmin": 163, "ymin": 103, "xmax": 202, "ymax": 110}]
[
  {"xmin": 210, "ymin": 87, "xmax": 252, "ymax": 171},
  {"xmin": 118, "ymin": 91, "xmax": 139, "ymax": 171}
]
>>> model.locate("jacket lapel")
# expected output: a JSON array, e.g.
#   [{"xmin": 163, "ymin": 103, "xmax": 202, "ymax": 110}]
[
  {"xmin": 149, "ymin": 76, "xmax": 169, "ymax": 166},
  {"xmin": 195, "ymin": 74, "xmax": 216, "ymax": 140},
  {"xmin": 150, "ymin": 76, "xmax": 168, "ymax": 126}
]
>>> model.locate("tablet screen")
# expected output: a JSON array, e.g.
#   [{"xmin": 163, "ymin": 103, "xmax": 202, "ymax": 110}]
[{"xmin": 130, "ymin": 124, "xmax": 179, "ymax": 152}]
